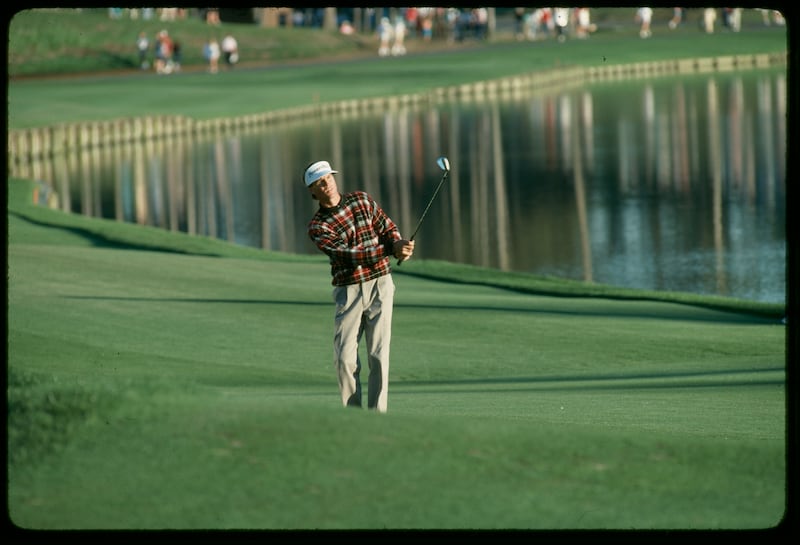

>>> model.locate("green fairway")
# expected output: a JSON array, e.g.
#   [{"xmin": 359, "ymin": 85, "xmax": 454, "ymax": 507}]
[
  {"xmin": 7, "ymin": 178, "xmax": 786, "ymax": 529},
  {"xmin": 6, "ymin": 11, "xmax": 790, "ymax": 530}
]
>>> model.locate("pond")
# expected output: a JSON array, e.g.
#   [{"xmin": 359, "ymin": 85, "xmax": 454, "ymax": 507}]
[{"xmin": 29, "ymin": 69, "xmax": 786, "ymax": 304}]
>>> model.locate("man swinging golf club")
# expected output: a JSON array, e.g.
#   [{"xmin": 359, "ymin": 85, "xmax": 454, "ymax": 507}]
[{"xmin": 305, "ymin": 160, "xmax": 414, "ymax": 413}]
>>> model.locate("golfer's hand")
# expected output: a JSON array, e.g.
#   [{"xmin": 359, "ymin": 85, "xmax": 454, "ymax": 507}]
[{"xmin": 393, "ymin": 239, "xmax": 415, "ymax": 261}]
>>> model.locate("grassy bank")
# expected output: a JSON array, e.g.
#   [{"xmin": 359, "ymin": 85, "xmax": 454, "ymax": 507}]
[
  {"xmin": 6, "ymin": 8, "xmax": 784, "ymax": 77},
  {"xmin": 7, "ymin": 177, "xmax": 787, "ymax": 530},
  {"xmin": 7, "ymin": 8, "xmax": 378, "ymax": 77},
  {"xmin": 7, "ymin": 8, "xmax": 788, "ymax": 78},
  {"xmin": 7, "ymin": 8, "xmax": 788, "ymax": 129}
]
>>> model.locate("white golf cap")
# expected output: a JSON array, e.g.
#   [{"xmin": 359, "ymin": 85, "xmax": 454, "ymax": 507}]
[{"xmin": 304, "ymin": 160, "xmax": 338, "ymax": 187}]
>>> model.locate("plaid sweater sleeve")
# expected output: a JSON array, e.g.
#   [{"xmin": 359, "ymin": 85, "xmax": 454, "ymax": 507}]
[{"xmin": 308, "ymin": 191, "xmax": 402, "ymax": 285}]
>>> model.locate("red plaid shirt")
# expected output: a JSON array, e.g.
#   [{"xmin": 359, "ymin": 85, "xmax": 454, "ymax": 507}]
[{"xmin": 308, "ymin": 191, "xmax": 402, "ymax": 286}]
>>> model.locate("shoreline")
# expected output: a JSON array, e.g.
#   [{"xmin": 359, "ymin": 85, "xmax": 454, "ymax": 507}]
[{"xmin": 7, "ymin": 51, "xmax": 787, "ymax": 167}]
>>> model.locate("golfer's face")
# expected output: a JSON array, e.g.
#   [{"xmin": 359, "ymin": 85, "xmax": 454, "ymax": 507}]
[{"xmin": 309, "ymin": 174, "xmax": 337, "ymax": 200}]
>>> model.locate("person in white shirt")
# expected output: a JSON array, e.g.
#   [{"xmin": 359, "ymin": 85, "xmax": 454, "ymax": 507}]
[
  {"xmin": 221, "ymin": 34, "xmax": 238, "ymax": 68},
  {"xmin": 204, "ymin": 38, "xmax": 220, "ymax": 74}
]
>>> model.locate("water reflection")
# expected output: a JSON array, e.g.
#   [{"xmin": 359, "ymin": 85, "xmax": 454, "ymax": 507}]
[{"xmin": 19, "ymin": 70, "xmax": 786, "ymax": 303}]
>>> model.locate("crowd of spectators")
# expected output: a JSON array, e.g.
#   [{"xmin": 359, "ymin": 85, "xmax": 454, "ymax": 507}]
[
  {"xmin": 133, "ymin": 29, "xmax": 183, "ymax": 74},
  {"xmin": 112, "ymin": 7, "xmax": 786, "ymax": 70}
]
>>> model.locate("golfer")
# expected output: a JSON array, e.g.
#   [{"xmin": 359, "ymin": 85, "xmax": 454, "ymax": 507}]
[{"xmin": 305, "ymin": 160, "xmax": 414, "ymax": 413}]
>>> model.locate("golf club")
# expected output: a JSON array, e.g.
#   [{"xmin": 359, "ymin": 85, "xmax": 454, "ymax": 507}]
[{"xmin": 398, "ymin": 156, "xmax": 451, "ymax": 265}]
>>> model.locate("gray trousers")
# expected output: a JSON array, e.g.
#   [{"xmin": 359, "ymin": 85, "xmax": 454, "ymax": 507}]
[{"xmin": 332, "ymin": 274, "xmax": 395, "ymax": 413}]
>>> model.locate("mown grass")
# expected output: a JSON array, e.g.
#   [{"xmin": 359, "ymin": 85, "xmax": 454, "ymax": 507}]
[
  {"xmin": 7, "ymin": 7, "xmax": 787, "ymax": 78},
  {"xmin": 7, "ymin": 8, "xmax": 788, "ymax": 128},
  {"xmin": 6, "ymin": 7, "xmax": 377, "ymax": 77},
  {"xmin": 5, "ymin": 9, "xmax": 791, "ymax": 532},
  {"xmin": 7, "ymin": 177, "xmax": 787, "ymax": 530}
]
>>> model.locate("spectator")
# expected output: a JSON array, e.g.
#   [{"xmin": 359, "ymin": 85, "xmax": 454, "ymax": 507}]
[
  {"xmin": 636, "ymin": 7, "xmax": 653, "ymax": 38},
  {"xmin": 444, "ymin": 7, "xmax": 459, "ymax": 43},
  {"xmin": 723, "ymin": 8, "xmax": 742, "ymax": 32},
  {"xmin": 204, "ymin": 38, "xmax": 220, "ymax": 74},
  {"xmin": 136, "ymin": 31, "xmax": 149, "ymax": 70},
  {"xmin": 221, "ymin": 34, "xmax": 238, "ymax": 68},
  {"xmin": 668, "ymin": 7, "xmax": 683, "ymax": 29},
  {"xmin": 378, "ymin": 17, "xmax": 393, "ymax": 57},
  {"xmin": 575, "ymin": 7, "xmax": 596, "ymax": 38},
  {"xmin": 554, "ymin": 7, "xmax": 570, "ymax": 42},
  {"xmin": 391, "ymin": 17, "xmax": 407, "ymax": 56},
  {"xmin": 206, "ymin": 8, "xmax": 220, "ymax": 25},
  {"xmin": 541, "ymin": 7, "xmax": 555, "ymax": 39},
  {"xmin": 514, "ymin": 7, "xmax": 526, "ymax": 40},
  {"xmin": 154, "ymin": 30, "xmax": 174, "ymax": 74},
  {"xmin": 420, "ymin": 16, "xmax": 433, "ymax": 41},
  {"xmin": 524, "ymin": 8, "xmax": 544, "ymax": 41},
  {"xmin": 703, "ymin": 8, "xmax": 717, "ymax": 33},
  {"xmin": 404, "ymin": 7, "xmax": 418, "ymax": 38},
  {"xmin": 473, "ymin": 7, "xmax": 488, "ymax": 40},
  {"xmin": 417, "ymin": 6, "xmax": 435, "ymax": 37},
  {"xmin": 172, "ymin": 41, "xmax": 182, "ymax": 72}
]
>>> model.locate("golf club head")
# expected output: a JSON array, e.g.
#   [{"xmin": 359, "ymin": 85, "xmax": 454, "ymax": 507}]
[{"xmin": 436, "ymin": 156, "xmax": 450, "ymax": 172}]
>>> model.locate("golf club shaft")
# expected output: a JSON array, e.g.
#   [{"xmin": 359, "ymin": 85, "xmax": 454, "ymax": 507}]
[{"xmin": 398, "ymin": 169, "xmax": 449, "ymax": 265}]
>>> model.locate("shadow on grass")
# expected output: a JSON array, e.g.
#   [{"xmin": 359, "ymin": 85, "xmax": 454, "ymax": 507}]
[
  {"xmin": 62, "ymin": 295, "xmax": 782, "ymax": 325},
  {"xmin": 10, "ymin": 212, "xmax": 217, "ymax": 255},
  {"xmin": 64, "ymin": 295, "xmax": 330, "ymax": 306},
  {"xmin": 398, "ymin": 302, "xmax": 778, "ymax": 325},
  {"xmin": 394, "ymin": 366, "xmax": 785, "ymax": 392},
  {"xmin": 399, "ymin": 270, "xmax": 786, "ymax": 322}
]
